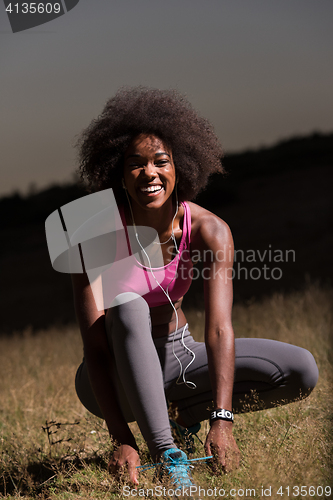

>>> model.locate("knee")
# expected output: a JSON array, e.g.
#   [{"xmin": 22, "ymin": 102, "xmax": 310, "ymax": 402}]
[
  {"xmin": 75, "ymin": 362, "xmax": 104, "ymax": 419},
  {"xmin": 106, "ymin": 292, "xmax": 150, "ymax": 330},
  {"xmin": 111, "ymin": 292, "xmax": 149, "ymax": 316},
  {"xmin": 110, "ymin": 292, "xmax": 144, "ymax": 308}
]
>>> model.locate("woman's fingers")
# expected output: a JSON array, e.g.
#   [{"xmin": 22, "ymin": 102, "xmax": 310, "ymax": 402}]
[
  {"xmin": 108, "ymin": 444, "xmax": 140, "ymax": 485},
  {"xmin": 205, "ymin": 424, "xmax": 241, "ymax": 474},
  {"xmin": 205, "ymin": 441, "xmax": 212, "ymax": 458},
  {"xmin": 128, "ymin": 462, "xmax": 139, "ymax": 485}
]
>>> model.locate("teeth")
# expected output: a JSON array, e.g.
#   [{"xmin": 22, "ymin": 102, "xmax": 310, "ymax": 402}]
[{"xmin": 141, "ymin": 185, "xmax": 163, "ymax": 193}]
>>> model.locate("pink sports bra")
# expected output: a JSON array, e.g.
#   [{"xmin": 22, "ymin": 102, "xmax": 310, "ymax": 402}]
[{"xmin": 118, "ymin": 202, "xmax": 193, "ymax": 308}]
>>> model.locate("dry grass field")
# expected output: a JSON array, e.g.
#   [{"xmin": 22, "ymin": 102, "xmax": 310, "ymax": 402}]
[{"xmin": 0, "ymin": 283, "xmax": 332, "ymax": 499}]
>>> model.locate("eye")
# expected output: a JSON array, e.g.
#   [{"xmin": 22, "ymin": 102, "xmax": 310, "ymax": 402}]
[
  {"xmin": 155, "ymin": 159, "xmax": 169, "ymax": 166},
  {"xmin": 128, "ymin": 162, "xmax": 142, "ymax": 169}
]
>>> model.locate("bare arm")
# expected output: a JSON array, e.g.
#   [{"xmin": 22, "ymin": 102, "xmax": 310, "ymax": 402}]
[
  {"xmin": 71, "ymin": 272, "xmax": 140, "ymax": 482},
  {"xmin": 191, "ymin": 210, "xmax": 240, "ymax": 472},
  {"xmin": 203, "ymin": 226, "xmax": 234, "ymax": 413}
]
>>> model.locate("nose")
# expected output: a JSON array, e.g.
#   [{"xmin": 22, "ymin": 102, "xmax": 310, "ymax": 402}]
[{"xmin": 142, "ymin": 161, "xmax": 157, "ymax": 178}]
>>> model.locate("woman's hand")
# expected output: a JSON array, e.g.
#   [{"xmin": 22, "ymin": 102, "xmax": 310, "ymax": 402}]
[
  {"xmin": 108, "ymin": 444, "xmax": 141, "ymax": 485},
  {"xmin": 204, "ymin": 420, "xmax": 240, "ymax": 473}
]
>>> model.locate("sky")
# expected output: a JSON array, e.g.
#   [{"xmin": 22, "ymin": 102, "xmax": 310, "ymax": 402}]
[{"xmin": 1, "ymin": 0, "xmax": 333, "ymax": 197}]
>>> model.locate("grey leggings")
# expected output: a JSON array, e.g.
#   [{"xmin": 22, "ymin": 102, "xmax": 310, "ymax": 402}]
[{"xmin": 75, "ymin": 294, "xmax": 319, "ymax": 457}]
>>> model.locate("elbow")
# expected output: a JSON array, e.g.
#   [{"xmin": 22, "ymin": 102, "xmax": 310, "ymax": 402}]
[{"xmin": 205, "ymin": 326, "xmax": 235, "ymax": 349}]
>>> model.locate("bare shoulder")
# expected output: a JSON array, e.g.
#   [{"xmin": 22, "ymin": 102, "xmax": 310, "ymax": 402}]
[{"xmin": 187, "ymin": 201, "xmax": 233, "ymax": 251}]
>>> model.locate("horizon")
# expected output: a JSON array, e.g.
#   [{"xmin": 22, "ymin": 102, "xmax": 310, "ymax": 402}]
[
  {"xmin": 1, "ymin": 129, "xmax": 331, "ymax": 200},
  {"xmin": 1, "ymin": 1, "xmax": 333, "ymax": 197}
]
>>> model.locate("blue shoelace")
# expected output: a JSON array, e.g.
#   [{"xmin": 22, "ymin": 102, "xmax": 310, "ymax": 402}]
[
  {"xmin": 137, "ymin": 455, "xmax": 213, "ymax": 471},
  {"xmin": 137, "ymin": 448, "xmax": 213, "ymax": 489}
]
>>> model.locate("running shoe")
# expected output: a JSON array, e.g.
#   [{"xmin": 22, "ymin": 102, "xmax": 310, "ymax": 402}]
[
  {"xmin": 159, "ymin": 448, "xmax": 196, "ymax": 491},
  {"xmin": 170, "ymin": 420, "xmax": 202, "ymax": 454}
]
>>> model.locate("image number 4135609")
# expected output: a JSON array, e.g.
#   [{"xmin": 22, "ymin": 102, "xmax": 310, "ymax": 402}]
[{"xmin": 3, "ymin": 0, "xmax": 80, "ymax": 33}]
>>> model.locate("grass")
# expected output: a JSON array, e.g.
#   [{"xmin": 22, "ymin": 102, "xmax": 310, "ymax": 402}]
[{"xmin": 0, "ymin": 283, "xmax": 332, "ymax": 499}]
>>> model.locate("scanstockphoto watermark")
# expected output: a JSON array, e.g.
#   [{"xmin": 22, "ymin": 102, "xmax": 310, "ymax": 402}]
[
  {"xmin": 176, "ymin": 245, "xmax": 296, "ymax": 283},
  {"xmin": 123, "ymin": 485, "xmax": 332, "ymax": 498},
  {"xmin": 123, "ymin": 485, "xmax": 257, "ymax": 497}
]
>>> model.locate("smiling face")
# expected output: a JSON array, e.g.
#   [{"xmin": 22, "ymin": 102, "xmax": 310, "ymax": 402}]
[{"xmin": 123, "ymin": 134, "xmax": 176, "ymax": 213}]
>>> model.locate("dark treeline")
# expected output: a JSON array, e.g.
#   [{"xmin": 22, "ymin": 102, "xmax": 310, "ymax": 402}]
[
  {"xmin": 196, "ymin": 131, "xmax": 333, "ymax": 207},
  {"xmin": 1, "ymin": 132, "xmax": 332, "ymax": 333}
]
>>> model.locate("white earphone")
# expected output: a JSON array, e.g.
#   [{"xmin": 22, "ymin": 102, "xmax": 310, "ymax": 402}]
[{"xmin": 123, "ymin": 185, "xmax": 196, "ymax": 389}]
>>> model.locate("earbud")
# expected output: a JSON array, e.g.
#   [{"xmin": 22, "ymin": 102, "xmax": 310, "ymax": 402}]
[{"xmin": 122, "ymin": 178, "xmax": 127, "ymax": 189}]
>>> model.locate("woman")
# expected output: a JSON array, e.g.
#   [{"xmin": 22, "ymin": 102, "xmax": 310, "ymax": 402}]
[{"xmin": 72, "ymin": 87, "xmax": 318, "ymax": 488}]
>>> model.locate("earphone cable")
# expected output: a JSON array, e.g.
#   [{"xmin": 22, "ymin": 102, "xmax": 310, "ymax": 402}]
[{"xmin": 124, "ymin": 189, "xmax": 196, "ymax": 389}]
